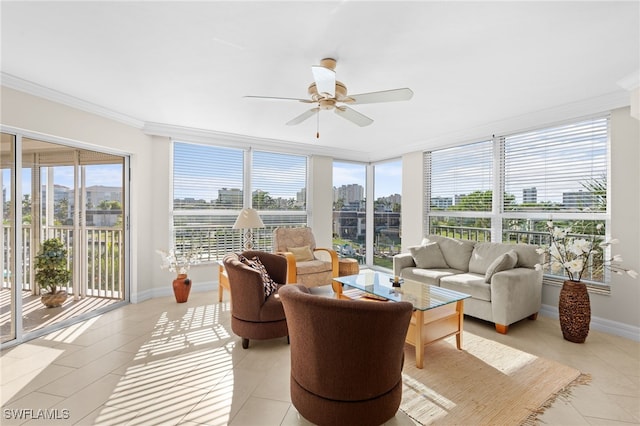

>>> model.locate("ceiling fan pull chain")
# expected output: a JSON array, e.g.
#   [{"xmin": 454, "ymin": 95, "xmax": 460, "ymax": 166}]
[{"xmin": 316, "ymin": 109, "xmax": 320, "ymax": 139}]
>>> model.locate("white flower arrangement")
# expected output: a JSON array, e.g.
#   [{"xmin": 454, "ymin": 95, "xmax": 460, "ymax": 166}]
[
  {"xmin": 156, "ymin": 247, "xmax": 202, "ymax": 275},
  {"xmin": 534, "ymin": 221, "xmax": 637, "ymax": 282}
]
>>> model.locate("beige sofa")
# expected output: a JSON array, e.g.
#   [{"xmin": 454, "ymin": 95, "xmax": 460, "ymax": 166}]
[{"xmin": 393, "ymin": 234, "xmax": 543, "ymax": 334}]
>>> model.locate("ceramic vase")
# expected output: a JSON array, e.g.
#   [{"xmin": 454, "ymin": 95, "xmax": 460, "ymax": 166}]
[{"xmin": 173, "ymin": 273, "xmax": 192, "ymax": 303}]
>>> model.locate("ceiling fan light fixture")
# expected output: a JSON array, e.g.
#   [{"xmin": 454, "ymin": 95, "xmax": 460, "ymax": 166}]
[{"xmin": 246, "ymin": 58, "xmax": 413, "ymax": 130}]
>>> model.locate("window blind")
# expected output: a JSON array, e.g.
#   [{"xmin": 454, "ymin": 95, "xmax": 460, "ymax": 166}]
[
  {"xmin": 429, "ymin": 140, "xmax": 493, "ymax": 212},
  {"xmin": 173, "ymin": 143, "xmax": 243, "ymax": 210},
  {"xmin": 252, "ymin": 150, "xmax": 307, "ymax": 211},
  {"xmin": 504, "ymin": 117, "xmax": 608, "ymax": 212}
]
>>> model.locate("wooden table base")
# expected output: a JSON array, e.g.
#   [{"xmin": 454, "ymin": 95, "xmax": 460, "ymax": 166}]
[{"xmin": 404, "ymin": 300, "xmax": 465, "ymax": 369}]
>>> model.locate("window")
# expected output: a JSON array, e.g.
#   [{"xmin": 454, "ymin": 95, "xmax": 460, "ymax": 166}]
[
  {"xmin": 251, "ymin": 150, "xmax": 308, "ymax": 244},
  {"xmin": 426, "ymin": 116, "xmax": 610, "ymax": 285},
  {"xmin": 373, "ymin": 160, "xmax": 402, "ymax": 268},
  {"xmin": 426, "ymin": 140, "xmax": 493, "ymax": 241},
  {"xmin": 503, "ymin": 118, "xmax": 607, "ymax": 213},
  {"xmin": 172, "ymin": 142, "xmax": 308, "ymax": 260},
  {"xmin": 332, "ymin": 161, "xmax": 366, "ymax": 263}
]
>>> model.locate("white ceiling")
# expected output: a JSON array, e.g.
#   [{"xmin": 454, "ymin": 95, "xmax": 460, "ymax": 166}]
[{"xmin": 2, "ymin": 1, "xmax": 638, "ymax": 161}]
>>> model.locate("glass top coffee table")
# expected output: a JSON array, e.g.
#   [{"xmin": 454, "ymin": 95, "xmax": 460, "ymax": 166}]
[{"xmin": 334, "ymin": 271, "xmax": 470, "ymax": 369}]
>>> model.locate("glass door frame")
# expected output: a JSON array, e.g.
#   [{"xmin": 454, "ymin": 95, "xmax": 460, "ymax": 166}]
[{"xmin": 1, "ymin": 125, "xmax": 131, "ymax": 348}]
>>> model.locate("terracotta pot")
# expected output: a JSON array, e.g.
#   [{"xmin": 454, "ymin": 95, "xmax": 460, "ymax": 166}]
[
  {"xmin": 41, "ymin": 290, "xmax": 68, "ymax": 308},
  {"xmin": 173, "ymin": 273, "xmax": 192, "ymax": 303},
  {"xmin": 558, "ymin": 280, "xmax": 590, "ymax": 343}
]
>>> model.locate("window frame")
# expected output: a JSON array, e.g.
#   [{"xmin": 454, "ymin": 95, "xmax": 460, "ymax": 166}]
[
  {"xmin": 425, "ymin": 115, "xmax": 611, "ymax": 289},
  {"xmin": 171, "ymin": 141, "xmax": 309, "ymax": 262}
]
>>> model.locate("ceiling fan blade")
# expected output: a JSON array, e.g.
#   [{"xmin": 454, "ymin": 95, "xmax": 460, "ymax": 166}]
[
  {"xmin": 244, "ymin": 95, "xmax": 313, "ymax": 103},
  {"xmin": 286, "ymin": 107, "xmax": 320, "ymax": 126},
  {"xmin": 311, "ymin": 65, "xmax": 336, "ymax": 97},
  {"xmin": 334, "ymin": 106, "xmax": 373, "ymax": 127},
  {"xmin": 347, "ymin": 88, "xmax": 414, "ymax": 105}
]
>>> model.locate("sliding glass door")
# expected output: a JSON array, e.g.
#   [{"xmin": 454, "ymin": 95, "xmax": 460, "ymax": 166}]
[{"xmin": 1, "ymin": 131, "xmax": 128, "ymax": 346}]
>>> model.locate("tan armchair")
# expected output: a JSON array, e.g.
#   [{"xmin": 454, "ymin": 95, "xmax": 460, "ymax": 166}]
[
  {"xmin": 272, "ymin": 227, "xmax": 338, "ymax": 287},
  {"xmin": 278, "ymin": 284, "xmax": 413, "ymax": 425}
]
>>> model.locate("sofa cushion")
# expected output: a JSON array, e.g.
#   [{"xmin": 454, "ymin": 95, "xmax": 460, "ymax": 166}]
[
  {"xmin": 296, "ymin": 259, "xmax": 332, "ymax": 274},
  {"xmin": 440, "ymin": 273, "xmax": 491, "ymax": 302},
  {"xmin": 288, "ymin": 245, "xmax": 315, "ymax": 262},
  {"xmin": 469, "ymin": 243, "xmax": 511, "ymax": 274},
  {"xmin": 510, "ymin": 244, "xmax": 543, "ymax": 269},
  {"xmin": 409, "ymin": 242, "xmax": 449, "ymax": 269},
  {"xmin": 422, "ymin": 235, "xmax": 475, "ymax": 272},
  {"xmin": 484, "ymin": 250, "xmax": 518, "ymax": 283},
  {"xmin": 400, "ymin": 267, "xmax": 461, "ymax": 286}
]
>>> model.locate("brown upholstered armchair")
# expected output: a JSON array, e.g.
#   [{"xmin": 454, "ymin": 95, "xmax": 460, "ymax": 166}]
[
  {"xmin": 272, "ymin": 227, "xmax": 339, "ymax": 287},
  {"xmin": 222, "ymin": 251, "xmax": 289, "ymax": 349},
  {"xmin": 278, "ymin": 284, "xmax": 413, "ymax": 426}
]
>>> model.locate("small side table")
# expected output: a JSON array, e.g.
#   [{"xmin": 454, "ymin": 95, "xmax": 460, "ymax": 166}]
[
  {"xmin": 218, "ymin": 261, "xmax": 231, "ymax": 303},
  {"xmin": 338, "ymin": 258, "xmax": 360, "ymax": 277}
]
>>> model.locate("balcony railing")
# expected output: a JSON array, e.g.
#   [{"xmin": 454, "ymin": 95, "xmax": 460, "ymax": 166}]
[
  {"xmin": 430, "ymin": 224, "xmax": 606, "ymax": 284},
  {"xmin": 2, "ymin": 225, "xmax": 124, "ymax": 299}
]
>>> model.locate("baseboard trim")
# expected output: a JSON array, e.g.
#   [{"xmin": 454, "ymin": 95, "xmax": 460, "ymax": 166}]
[
  {"xmin": 133, "ymin": 281, "xmax": 218, "ymax": 304},
  {"xmin": 540, "ymin": 303, "xmax": 640, "ymax": 342}
]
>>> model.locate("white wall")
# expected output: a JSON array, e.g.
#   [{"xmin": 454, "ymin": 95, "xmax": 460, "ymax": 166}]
[
  {"xmin": 308, "ymin": 155, "xmax": 334, "ymax": 249},
  {"xmin": 401, "ymin": 151, "xmax": 425, "ymax": 250}
]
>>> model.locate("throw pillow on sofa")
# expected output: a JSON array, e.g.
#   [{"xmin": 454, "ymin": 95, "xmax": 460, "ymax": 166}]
[
  {"xmin": 484, "ymin": 250, "xmax": 518, "ymax": 283},
  {"xmin": 409, "ymin": 242, "xmax": 449, "ymax": 269}
]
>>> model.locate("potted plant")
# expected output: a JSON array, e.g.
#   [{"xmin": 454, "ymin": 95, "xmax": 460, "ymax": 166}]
[
  {"xmin": 35, "ymin": 238, "xmax": 72, "ymax": 308},
  {"xmin": 535, "ymin": 221, "xmax": 637, "ymax": 343},
  {"xmin": 156, "ymin": 246, "xmax": 202, "ymax": 303}
]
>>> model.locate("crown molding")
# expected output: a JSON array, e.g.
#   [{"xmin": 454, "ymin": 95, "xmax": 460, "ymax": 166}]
[
  {"xmin": 143, "ymin": 122, "xmax": 367, "ymax": 160},
  {"xmin": 1, "ymin": 72, "xmax": 144, "ymax": 129}
]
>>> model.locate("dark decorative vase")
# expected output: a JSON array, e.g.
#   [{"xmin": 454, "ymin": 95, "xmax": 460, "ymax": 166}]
[
  {"xmin": 173, "ymin": 274, "xmax": 192, "ymax": 303},
  {"xmin": 558, "ymin": 280, "xmax": 590, "ymax": 343},
  {"xmin": 41, "ymin": 290, "xmax": 68, "ymax": 308}
]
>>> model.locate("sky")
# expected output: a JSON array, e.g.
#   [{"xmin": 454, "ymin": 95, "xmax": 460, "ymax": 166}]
[
  {"xmin": 2, "ymin": 165, "xmax": 123, "ymax": 200},
  {"xmin": 333, "ymin": 160, "xmax": 402, "ymax": 199}
]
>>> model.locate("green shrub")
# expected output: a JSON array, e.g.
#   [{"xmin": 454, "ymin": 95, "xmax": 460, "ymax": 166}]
[{"xmin": 35, "ymin": 238, "xmax": 71, "ymax": 294}]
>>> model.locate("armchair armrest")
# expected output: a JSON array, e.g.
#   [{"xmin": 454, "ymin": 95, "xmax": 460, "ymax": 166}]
[
  {"xmin": 313, "ymin": 248, "xmax": 339, "ymax": 277},
  {"xmin": 277, "ymin": 251, "xmax": 298, "ymax": 284},
  {"xmin": 393, "ymin": 253, "xmax": 416, "ymax": 277}
]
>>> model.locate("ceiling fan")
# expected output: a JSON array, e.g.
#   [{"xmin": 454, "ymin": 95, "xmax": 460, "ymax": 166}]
[{"xmin": 245, "ymin": 58, "xmax": 413, "ymax": 136}]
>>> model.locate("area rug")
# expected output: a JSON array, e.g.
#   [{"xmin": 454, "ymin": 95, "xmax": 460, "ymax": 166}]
[{"xmin": 400, "ymin": 332, "xmax": 590, "ymax": 425}]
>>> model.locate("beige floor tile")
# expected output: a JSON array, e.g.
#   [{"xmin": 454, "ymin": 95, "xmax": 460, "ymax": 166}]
[
  {"xmin": 123, "ymin": 384, "xmax": 209, "ymax": 426},
  {"xmin": 250, "ymin": 355, "xmax": 291, "ymax": 403},
  {"xmin": 180, "ymin": 386, "xmax": 235, "ymax": 425},
  {"xmin": 53, "ymin": 334, "xmax": 139, "ymax": 369},
  {"xmin": 568, "ymin": 384, "xmax": 639, "ymax": 423},
  {"xmin": 228, "ymin": 396, "xmax": 290, "ymax": 426},
  {"xmin": 4, "ymin": 364, "xmax": 74, "ymax": 405},
  {"xmin": 73, "ymin": 404, "xmax": 139, "ymax": 426},
  {"xmin": 537, "ymin": 396, "xmax": 591, "ymax": 425},
  {"xmin": 176, "ymin": 347, "xmax": 236, "ymax": 391},
  {"xmin": 279, "ymin": 406, "xmax": 316, "ymax": 426},
  {"xmin": 37, "ymin": 350, "xmax": 133, "ymax": 398},
  {"xmin": 43, "ymin": 374, "xmax": 124, "ymax": 425},
  {"xmin": 1, "ymin": 345, "xmax": 68, "ymax": 386}
]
